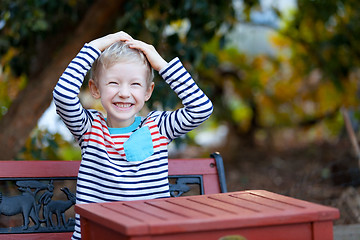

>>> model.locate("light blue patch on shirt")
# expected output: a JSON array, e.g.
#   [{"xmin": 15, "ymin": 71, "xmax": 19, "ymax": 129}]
[{"xmin": 124, "ymin": 126, "xmax": 154, "ymax": 162}]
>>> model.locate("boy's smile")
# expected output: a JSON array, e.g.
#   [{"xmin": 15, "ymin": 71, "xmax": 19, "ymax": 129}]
[
  {"xmin": 113, "ymin": 102, "xmax": 134, "ymax": 111},
  {"xmin": 114, "ymin": 103, "xmax": 132, "ymax": 109},
  {"xmin": 89, "ymin": 62, "xmax": 154, "ymax": 128}
]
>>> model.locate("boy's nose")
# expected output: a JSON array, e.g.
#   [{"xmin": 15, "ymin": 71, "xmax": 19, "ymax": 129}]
[{"xmin": 117, "ymin": 87, "xmax": 131, "ymax": 98}]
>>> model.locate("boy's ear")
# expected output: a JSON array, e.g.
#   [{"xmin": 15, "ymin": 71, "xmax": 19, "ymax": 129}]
[
  {"xmin": 89, "ymin": 79, "xmax": 101, "ymax": 99},
  {"xmin": 145, "ymin": 82, "xmax": 155, "ymax": 101}
]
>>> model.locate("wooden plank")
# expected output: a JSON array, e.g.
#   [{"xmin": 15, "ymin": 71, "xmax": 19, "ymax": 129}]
[
  {"xmin": 0, "ymin": 161, "xmax": 80, "ymax": 178},
  {"xmin": 144, "ymin": 195, "xmax": 252, "ymax": 235},
  {"xmin": 123, "ymin": 201, "xmax": 187, "ymax": 221},
  {"xmin": 81, "ymin": 218, "xmax": 128, "ymax": 240},
  {"xmin": 146, "ymin": 194, "xmax": 277, "ymax": 235},
  {"xmin": 312, "ymin": 221, "xmax": 334, "ymax": 240},
  {"xmin": 243, "ymin": 190, "xmax": 340, "ymax": 221},
  {"xmin": 82, "ymin": 217, "xmax": 152, "ymax": 240},
  {"xmin": 147, "ymin": 199, "xmax": 212, "ymax": 218},
  {"xmin": 211, "ymin": 194, "xmax": 298, "ymax": 212},
  {"xmin": 75, "ymin": 203, "xmax": 148, "ymax": 235},
  {"xmin": 190, "ymin": 195, "xmax": 260, "ymax": 214},
  {"xmin": 168, "ymin": 159, "xmax": 217, "ymax": 175},
  {"xmin": 0, "ymin": 232, "xmax": 73, "ymax": 240},
  {"xmin": 0, "ymin": 158, "xmax": 218, "ymax": 178},
  {"xmin": 166, "ymin": 196, "xmax": 236, "ymax": 217},
  {"xmin": 240, "ymin": 190, "xmax": 308, "ymax": 207},
  {"xmin": 103, "ymin": 202, "xmax": 164, "ymax": 222},
  {"xmin": 203, "ymin": 174, "xmax": 221, "ymax": 194},
  {"xmin": 151, "ymin": 222, "xmax": 313, "ymax": 240},
  {"xmin": 228, "ymin": 192, "xmax": 303, "ymax": 210}
]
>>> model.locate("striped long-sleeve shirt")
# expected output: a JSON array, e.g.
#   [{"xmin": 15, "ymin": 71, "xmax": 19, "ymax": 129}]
[{"xmin": 53, "ymin": 44, "xmax": 213, "ymax": 239}]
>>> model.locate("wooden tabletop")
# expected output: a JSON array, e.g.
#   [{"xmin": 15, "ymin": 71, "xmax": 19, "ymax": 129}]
[{"xmin": 75, "ymin": 190, "xmax": 340, "ymax": 238}]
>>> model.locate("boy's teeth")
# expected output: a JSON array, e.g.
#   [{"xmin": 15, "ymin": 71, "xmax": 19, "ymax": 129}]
[{"xmin": 116, "ymin": 103, "xmax": 131, "ymax": 108}]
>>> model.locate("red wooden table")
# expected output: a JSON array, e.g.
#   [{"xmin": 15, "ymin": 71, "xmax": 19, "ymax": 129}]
[{"xmin": 75, "ymin": 190, "xmax": 340, "ymax": 240}]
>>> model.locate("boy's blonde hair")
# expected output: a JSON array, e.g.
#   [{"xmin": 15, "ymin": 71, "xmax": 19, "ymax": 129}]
[{"xmin": 91, "ymin": 41, "xmax": 154, "ymax": 86}]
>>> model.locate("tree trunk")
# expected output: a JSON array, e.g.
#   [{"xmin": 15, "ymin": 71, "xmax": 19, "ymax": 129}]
[{"xmin": 0, "ymin": 0, "xmax": 125, "ymax": 159}]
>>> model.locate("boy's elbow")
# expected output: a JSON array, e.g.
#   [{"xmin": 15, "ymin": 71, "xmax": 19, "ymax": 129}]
[
  {"xmin": 52, "ymin": 85, "xmax": 64, "ymax": 108},
  {"xmin": 52, "ymin": 89, "xmax": 56, "ymax": 100},
  {"xmin": 52, "ymin": 87, "xmax": 60, "ymax": 103},
  {"xmin": 208, "ymin": 104, "xmax": 214, "ymax": 119},
  {"xmin": 208, "ymin": 98, "xmax": 214, "ymax": 115},
  {"xmin": 203, "ymin": 100, "xmax": 214, "ymax": 120},
  {"xmin": 209, "ymin": 103, "xmax": 214, "ymax": 116},
  {"xmin": 53, "ymin": 83, "xmax": 60, "ymax": 98}
]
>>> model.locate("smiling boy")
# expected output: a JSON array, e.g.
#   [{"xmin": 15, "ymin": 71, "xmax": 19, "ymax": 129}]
[
  {"xmin": 88, "ymin": 38, "xmax": 157, "ymax": 128},
  {"xmin": 53, "ymin": 31, "xmax": 213, "ymax": 239}
]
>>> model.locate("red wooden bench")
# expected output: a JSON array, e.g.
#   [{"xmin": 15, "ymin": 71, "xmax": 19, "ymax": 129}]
[{"xmin": 0, "ymin": 152, "xmax": 226, "ymax": 240}]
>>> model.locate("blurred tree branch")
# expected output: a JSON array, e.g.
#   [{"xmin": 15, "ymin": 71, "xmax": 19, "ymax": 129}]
[
  {"xmin": 341, "ymin": 108, "xmax": 360, "ymax": 168},
  {"xmin": 0, "ymin": 0, "xmax": 126, "ymax": 159}
]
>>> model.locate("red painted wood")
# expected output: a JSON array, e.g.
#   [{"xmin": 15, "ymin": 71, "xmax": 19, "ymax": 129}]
[
  {"xmin": 150, "ymin": 223, "xmax": 313, "ymax": 240},
  {"xmin": 76, "ymin": 190, "xmax": 340, "ymax": 240},
  {"xmin": 312, "ymin": 221, "xmax": 334, "ymax": 240},
  {"xmin": 119, "ymin": 201, "xmax": 187, "ymax": 221},
  {"xmin": 80, "ymin": 222, "xmax": 322, "ymax": 240},
  {"xmin": 79, "ymin": 202, "xmax": 148, "ymax": 236},
  {"xmin": 228, "ymin": 191, "xmax": 302, "ymax": 210},
  {"xmin": 203, "ymin": 174, "xmax": 221, "ymax": 194},
  {"xmin": 243, "ymin": 190, "xmax": 340, "ymax": 222},
  {"xmin": 81, "ymin": 218, "xmax": 151, "ymax": 240},
  {"xmin": 0, "ymin": 161, "xmax": 81, "ymax": 178},
  {"xmin": 145, "ymin": 200, "xmax": 211, "ymax": 218},
  {"xmin": 0, "ymin": 232, "xmax": 73, "ymax": 240},
  {"xmin": 168, "ymin": 158, "xmax": 217, "ymax": 175},
  {"xmin": 0, "ymin": 158, "xmax": 218, "ymax": 178}
]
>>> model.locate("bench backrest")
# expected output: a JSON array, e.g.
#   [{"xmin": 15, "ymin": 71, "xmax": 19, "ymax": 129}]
[{"xmin": 0, "ymin": 152, "xmax": 226, "ymax": 239}]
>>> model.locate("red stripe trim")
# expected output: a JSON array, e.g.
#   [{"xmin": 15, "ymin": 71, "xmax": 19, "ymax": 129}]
[
  {"xmin": 111, "ymin": 135, "xmax": 131, "ymax": 139},
  {"xmin": 84, "ymin": 138, "xmax": 105, "ymax": 147},
  {"xmin": 153, "ymin": 142, "xmax": 168, "ymax": 148},
  {"xmin": 151, "ymin": 131, "xmax": 160, "ymax": 136},
  {"xmin": 91, "ymin": 125, "xmax": 111, "ymax": 138},
  {"xmin": 94, "ymin": 118, "xmax": 109, "ymax": 131}
]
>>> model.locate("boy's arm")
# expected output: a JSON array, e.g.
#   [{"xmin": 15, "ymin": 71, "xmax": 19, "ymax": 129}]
[
  {"xmin": 89, "ymin": 31, "xmax": 133, "ymax": 51},
  {"xmin": 150, "ymin": 58, "xmax": 214, "ymax": 140},
  {"xmin": 127, "ymin": 39, "xmax": 213, "ymax": 140},
  {"xmin": 127, "ymin": 40, "xmax": 167, "ymax": 71},
  {"xmin": 53, "ymin": 44, "xmax": 101, "ymax": 141}
]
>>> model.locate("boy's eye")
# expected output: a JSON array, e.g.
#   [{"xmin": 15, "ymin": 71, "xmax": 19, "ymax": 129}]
[
  {"xmin": 108, "ymin": 81, "xmax": 118, "ymax": 85},
  {"xmin": 132, "ymin": 82, "xmax": 141, "ymax": 86}
]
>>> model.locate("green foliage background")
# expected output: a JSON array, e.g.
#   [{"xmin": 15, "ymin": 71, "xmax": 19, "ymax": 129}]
[{"xmin": 1, "ymin": 0, "xmax": 360, "ymax": 160}]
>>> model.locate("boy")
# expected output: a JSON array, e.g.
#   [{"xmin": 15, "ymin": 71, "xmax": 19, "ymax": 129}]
[{"xmin": 53, "ymin": 31, "xmax": 213, "ymax": 239}]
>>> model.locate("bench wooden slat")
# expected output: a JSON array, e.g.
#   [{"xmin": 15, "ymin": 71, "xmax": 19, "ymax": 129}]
[
  {"xmin": 0, "ymin": 157, "xmax": 221, "ymax": 179},
  {"xmin": 0, "ymin": 161, "xmax": 81, "ymax": 178},
  {"xmin": 168, "ymin": 158, "xmax": 217, "ymax": 175},
  {"xmin": 0, "ymin": 232, "xmax": 73, "ymax": 240}
]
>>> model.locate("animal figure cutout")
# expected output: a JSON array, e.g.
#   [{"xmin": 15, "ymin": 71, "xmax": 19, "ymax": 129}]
[
  {"xmin": 0, "ymin": 186, "xmax": 39, "ymax": 230},
  {"xmin": 169, "ymin": 177, "xmax": 201, "ymax": 197},
  {"xmin": 42, "ymin": 187, "xmax": 76, "ymax": 228},
  {"xmin": 0, "ymin": 180, "xmax": 47, "ymax": 230},
  {"xmin": 0, "ymin": 180, "xmax": 76, "ymax": 233}
]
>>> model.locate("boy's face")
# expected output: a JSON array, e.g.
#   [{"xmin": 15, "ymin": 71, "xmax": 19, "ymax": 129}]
[{"xmin": 89, "ymin": 62, "xmax": 154, "ymax": 128}]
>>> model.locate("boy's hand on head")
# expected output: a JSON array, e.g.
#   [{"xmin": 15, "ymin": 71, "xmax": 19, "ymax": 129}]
[
  {"xmin": 128, "ymin": 40, "xmax": 168, "ymax": 72},
  {"xmin": 89, "ymin": 31, "xmax": 133, "ymax": 52}
]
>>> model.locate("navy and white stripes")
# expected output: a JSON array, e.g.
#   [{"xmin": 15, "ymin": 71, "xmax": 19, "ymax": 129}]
[{"xmin": 53, "ymin": 44, "xmax": 213, "ymax": 240}]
